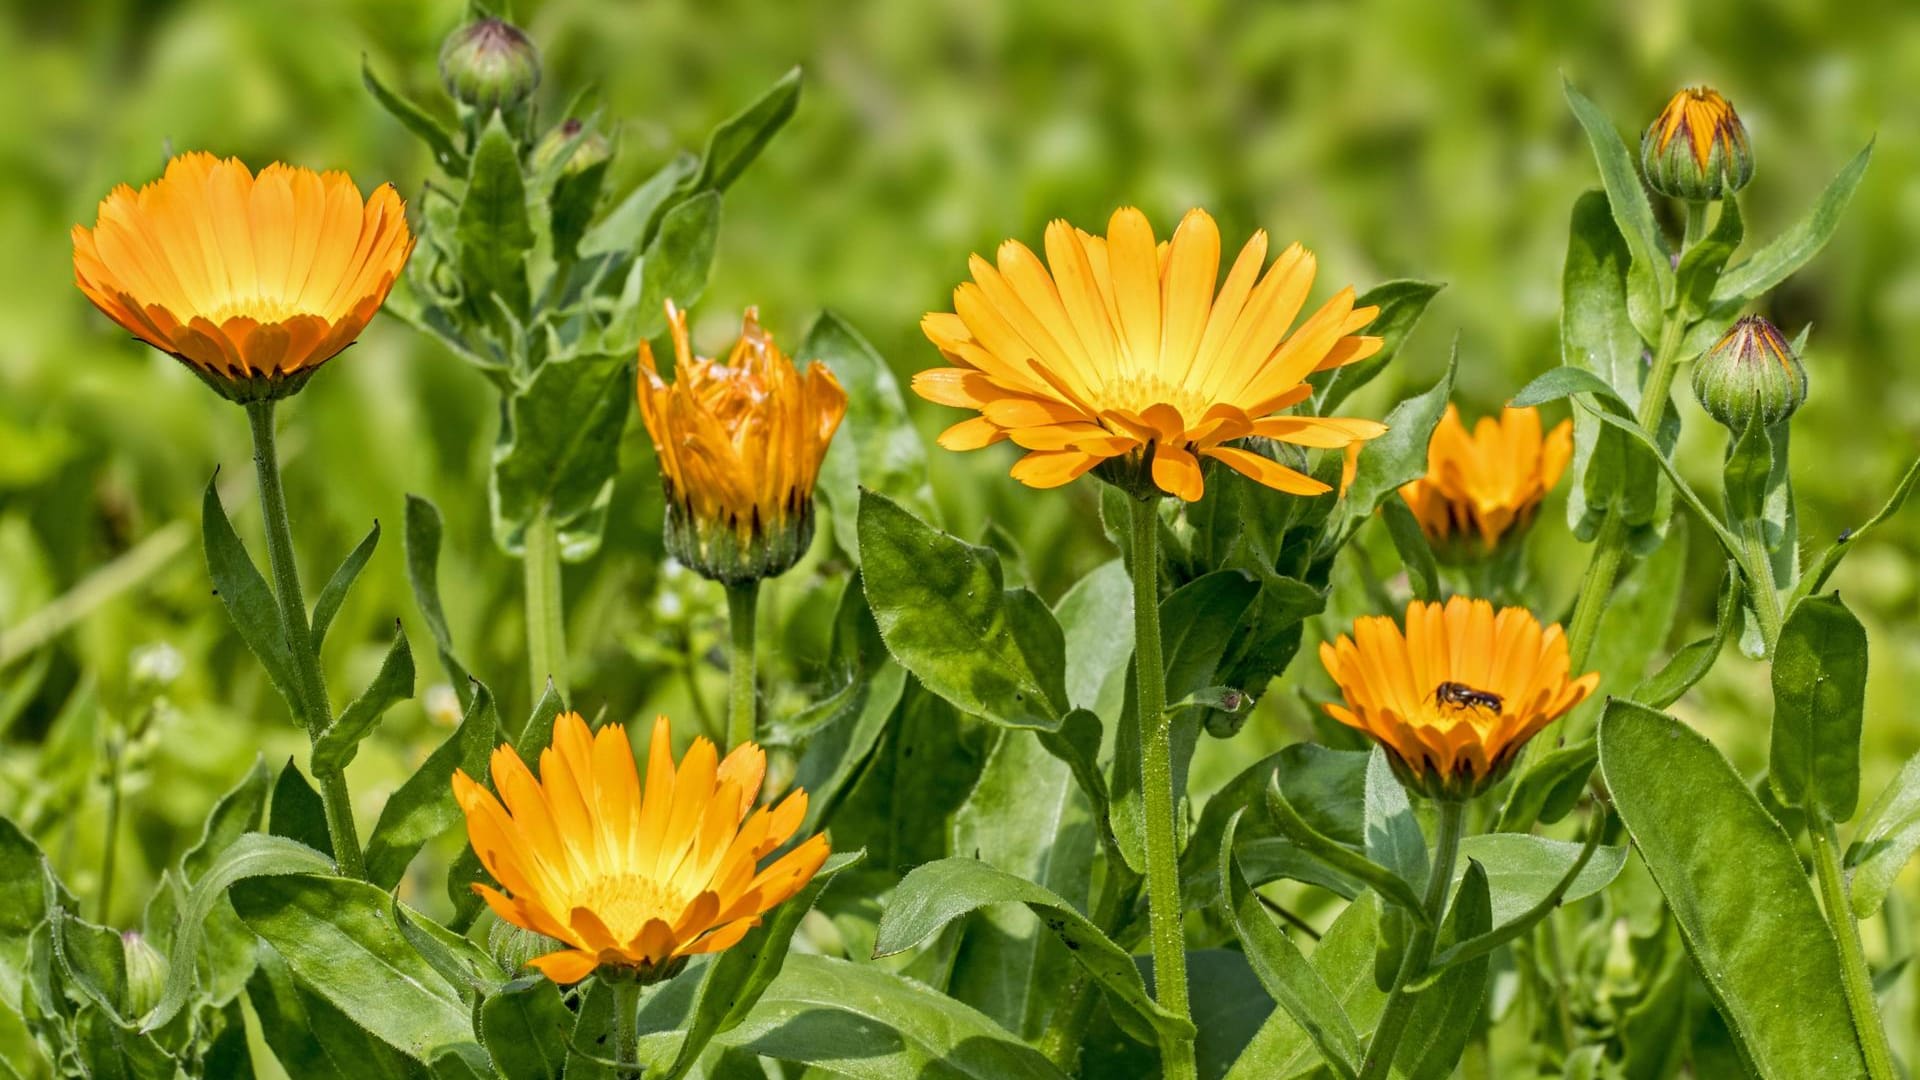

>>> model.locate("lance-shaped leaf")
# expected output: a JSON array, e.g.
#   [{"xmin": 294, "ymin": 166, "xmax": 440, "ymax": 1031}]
[
  {"xmin": 268, "ymin": 756, "xmax": 333, "ymax": 857},
  {"xmin": 806, "ymin": 311, "xmax": 932, "ymax": 562},
  {"xmin": 481, "ymin": 976, "xmax": 571, "ymax": 1080},
  {"xmin": 363, "ymin": 681, "xmax": 499, "ymax": 889},
  {"xmin": 311, "ymin": 519, "xmax": 379, "ymax": 649},
  {"xmin": 875, "ymin": 857, "xmax": 1195, "ymax": 1047},
  {"xmin": 1794, "ymin": 454, "xmax": 1920, "ymax": 606},
  {"xmin": 859, "ymin": 490, "xmax": 1067, "ymax": 730},
  {"xmin": 1769, "ymin": 593, "xmax": 1867, "ymax": 820},
  {"xmin": 1631, "ymin": 562, "xmax": 1741, "ymax": 710},
  {"xmin": 1380, "ymin": 499, "xmax": 1440, "ymax": 603},
  {"xmin": 1364, "ymin": 746, "xmax": 1428, "ymax": 989},
  {"xmin": 1423, "ymin": 817, "xmax": 1618, "ymax": 975},
  {"xmin": 310, "ymin": 623, "xmax": 414, "ymax": 777},
  {"xmin": 1310, "ymin": 280, "xmax": 1444, "ymax": 413},
  {"xmin": 362, "ymin": 57, "xmax": 464, "ymax": 174},
  {"xmin": 1599, "ymin": 699, "xmax": 1866, "ymax": 1078},
  {"xmin": 603, "ymin": 191, "xmax": 722, "ymax": 350},
  {"xmin": 1219, "ymin": 810, "xmax": 1361, "ymax": 1078},
  {"xmin": 1564, "ymin": 79, "xmax": 1669, "ymax": 298},
  {"xmin": 1715, "ymin": 141, "xmax": 1873, "ymax": 303},
  {"xmin": 1391, "ymin": 860, "xmax": 1492, "ymax": 1080},
  {"xmin": 1264, "ymin": 773, "xmax": 1426, "ymax": 917},
  {"xmin": 181, "ymin": 757, "xmax": 272, "ymax": 882},
  {"xmin": 641, "ymin": 67, "xmax": 803, "ymax": 245},
  {"xmin": 490, "ymin": 351, "xmax": 633, "ymax": 556},
  {"xmin": 246, "ymin": 943, "xmax": 421, "ymax": 1079},
  {"xmin": 202, "ymin": 476, "xmax": 300, "ymax": 716},
  {"xmin": 1495, "ymin": 740, "xmax": 1598, "ymax": 833},
  {"xmin": 458, "ymin": 113, "xmax": 534, "ymax": 320},
  {"xmin": 404, "ymin": 494, "xmax": 471, "ymax": 704},
  {"xmin": 1323, "ymin": 347, "xmax": 1456, "ymax": 548},
  {"xmin": 231, "ymin": 875, "xmax": 471, "ymax": 1063},
  {"xmin": 1846, "ymin": 752, "xmax": 1920, "ymax": 919},
  {"xmin": 659, "ymin": 851, "xmax": 862, "ymax": 1080},
  {"xmin": 141, "ymin": 834, "xmax": 332, "ymax": 1032}
]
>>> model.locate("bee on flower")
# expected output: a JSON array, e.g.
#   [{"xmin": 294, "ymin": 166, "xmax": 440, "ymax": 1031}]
[
  {"xmin": 1319, "ymin": 597, "xmax": 1599, "ymax": 800},
  {"xmin": 1397, "ymin": 404, "xmax": 1572, "ymax": 561}
]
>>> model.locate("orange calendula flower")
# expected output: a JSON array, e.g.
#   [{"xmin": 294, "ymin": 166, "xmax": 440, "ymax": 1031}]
[
  {"xmin": 916, "ymin": 207, "xmax": 1388, "ymax": 502},
  {"xmin": 1398, "ymin": 405, "xmax": 1572, "ymax": 558},
  {"xmin": 637, "ymin": 303, "xmax": 847, "ymax": 584},
  {"xmin": 1320, "ymin": 597, "xmax": 1599, "ymax": 800},
  {"xmin": 72, "ymin": 152, "xmax": 413, "ymax": 403},
  {"xmin": 454, "ymin": 711, "xmax": 830, "ymax": 985},
  {"xmin": 1640, "ymin": 86, "xmax": 1753, "ymax": 201}
]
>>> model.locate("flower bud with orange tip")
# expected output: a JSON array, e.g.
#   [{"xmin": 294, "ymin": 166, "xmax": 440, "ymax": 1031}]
[
  {"xmin": 1692, "ymin": 314, "xmax": 1806, "ymax": 433},
  {"xmin": 1641, "ymin": 86, "xmax": 1753, "ymax": 202},
  {"xmin": 915, "ymin": 207, "xmax": 1389, "ymax": 503},
  {"xmin": 1319, "ymin": 597, "xmax": 1599, "ymax": 801},
  {"xmin": 452, "ymin": 711, "xmax": 830, "ymax": 986},
  {"xmin": 637, "ymin": 304, "xmax": 847, "ymax": 585},
  {"xmin": 1397, "ymin": 404, "xmax": 1573, "ymax": 560},
  {"xmin": 71, "ymin": 153, "xmax": 414, "ymax": 404},
  {"xmin": 440, "ymin": 17, "xmax": 541, "ymax": 114}
]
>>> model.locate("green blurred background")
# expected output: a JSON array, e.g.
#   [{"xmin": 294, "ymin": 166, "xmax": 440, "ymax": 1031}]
[{"xmin": 2, "ymin": 0, "xmax": 1916, "ymax": 979}]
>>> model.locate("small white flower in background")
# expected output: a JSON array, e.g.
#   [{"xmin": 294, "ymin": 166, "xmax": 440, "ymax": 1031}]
[
  {"xmin": 426, "ymin": 683, "xmax": 463, "ymax": 728},
  {"xmin": 130, "ymin": 642, "xmax": 183, "ymax": 689}
]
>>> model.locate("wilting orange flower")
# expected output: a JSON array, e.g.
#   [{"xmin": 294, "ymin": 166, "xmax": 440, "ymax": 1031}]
[
  {"xmin": 453, "ymin": 712, "xmax": 830, "ymax": 984},
  {"xmin": 1398, "ymin": 405, "xmax": 1572, "ymax": 555},
  {"xmin": 916, "ymin": 207, "xmax": 1388, "ymax": 502},
  {"xmin": 637, "ymin": 303, "xmax": 847, "ymax": 583},
  {"xmin": 1320, "ymin": 597, "xmax": 1599, "ymax": 799},
  {"xmin": 72, "ymin": 152, "xmax": 413, "ymax": 402}
]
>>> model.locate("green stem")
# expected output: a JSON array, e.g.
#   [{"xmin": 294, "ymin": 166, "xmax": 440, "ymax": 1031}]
[
  {"xmin": 1359, "ymin": 799, "xmax": 1465, "ymax": 1080},
  {"xmin": 1812, "ymin": 817, "xmax": 1896, "ymax": 1079},
  {"xmin": 1563, "ymin": 205, "xmax": 1709, "ymax": 672},
  {"xmin": 725, "ymin": 580, "xmax": 761, "ymax": 751},
  {"xmin": 522, "ymin": 509, "xmax": 569, "ymax": 706},
  {"xmin": 1040, "ymin": 871, "xmax": 1140, "ymax": 1070},
  {"xmin": 97, "ymin": 736, "xmax": 123, "ymax": 923},
  {"xmin": 1738, "ymin": 515, "xmax": 1784, "ymax": 656},
  {"xmin": 612, "ymin": 979, "xmax": 642, "ymax": 1078},
  {"xmin": 1127, "ymin": 496, "xmax": 1195, "ymax": 1080},
  {"xmin": 245, "ymin": 401, "xmax": 364, "ymax": 879}
]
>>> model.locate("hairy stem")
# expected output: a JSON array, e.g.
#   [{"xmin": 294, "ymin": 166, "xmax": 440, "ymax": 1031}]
[
  {"xmin": 1128, "ymin": 495, "xmax": 1194, "ymax": 1080},
  {"xmin": 612, "ymin": 979, "xmax": 642, "ymax": 1078},
  {"xmin": 1812, "ymin": 817, "xmax": 1896, "ymax": 1079},
  {"xmin": 97, "ymin": 736, "xmax": 123, "ymax": 922},
  {"xmin": 522, "ymin": 508, "xmax": 570, "ymax": 706},
  {"xmin": 245, "ymin": 401, "xmax": 364, "ymax": 879},
  {"xmin": 1738, "ymin": 514, "xmax": 1784, "ymax": 656},
  {"xmin": 726, "ymin": 579, "xmax": 761, "ymax": 751},
  {"xmin": 1359, "ymin": 799, "xmax": 1465, "ymax": 1080}
]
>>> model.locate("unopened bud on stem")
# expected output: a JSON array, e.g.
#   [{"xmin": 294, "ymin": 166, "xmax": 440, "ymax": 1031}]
[
  {"xmin": 1641, "ymin": 86, "xmax": 1754, "ymax": 202},
  {"xmin": 1693, "ymin": 315, "xmax": 1806, "ymax": 431},
  {"xmin": 439, "ymin": 18, "xmax": 541, "ymax": 113}
]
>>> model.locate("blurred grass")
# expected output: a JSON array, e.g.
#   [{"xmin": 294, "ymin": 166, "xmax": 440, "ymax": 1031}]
[{"xmin": 1, "ymin": 0, "xmax": 1917, "ymax": 981}]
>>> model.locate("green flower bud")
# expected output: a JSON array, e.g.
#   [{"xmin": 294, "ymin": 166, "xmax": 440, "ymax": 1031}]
[
  {"xmin": 1692, "ymin": 315, "xmax": 1806, "ymax": 431},
  {"xmin": 121, "ymin": 932, "xmax": 168, "ymax": 1018},
  {"xmin": 533, "ymin": 119, "xmax": 612, "ymax": 177},
  {"xmin": 439, "ymin": 18, "xmax": 541, "ymax": 113},
  {"xmin": 488, "ymin": 919, "xmax": 564, "ymax": 977},
  {"xmin": 1640, "ymin": 87, "xmax": 1754, "ymax": 202}
]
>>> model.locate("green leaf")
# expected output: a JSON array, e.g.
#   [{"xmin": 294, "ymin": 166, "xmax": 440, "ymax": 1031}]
[
  {"xmin": 1311, "ymin": 280, "xmax": 1444, "ymax": 413},
  {"xmin": 1846, "ymin": 752, "xmax": 1920, "ymax": 919},
  {"xmin": 1715, "ymin": 141, "xmax": 1873, "ymax": 303},
  {"xmin": 245, "ymin": 939, "xmax": 424, "ymax": 1079},
  {"xmin": 1380, "ymin": 499, "xmax": 1439, "ymax": 603},
  {"xmin": 1431, "ymin": 827, "xmax": 1623, "ymax": 966},
  {"xmin": 629, "ymin": 191, "xmax": 722, "ymax": 345},
  {"xmin": 1794, "ymin": 454, "xmax": 1920, "ymax": 606},
  {"xmin": 1576, "ymin": 399, "xmax": 1744, "ymax": 558},
  {"xmin": 490, "ymin": 351, "xmax": 633, "ymax": 555},
  {"xmin": 0, "ymin": 816, "xmax": 61, "ymax": 1012},
  {"xmin": 1631, "ymin": 562, "xmax": 1741, "ymax": 710},
  {"xmin": 404, "ymin": 494, "xmax": 471, "ymax": 703},
  {"xmin": 1392, "ymin": 860, "xmax": 1492, "ymax": 1080},
  {"xmin": 311, "ymin": 623, "xmax": 414, "ymax": 777},
  {"xmin": 1220, "ymin": 810, "xmax": 1361, "ymax": 1078},
  {"xmin": 790, "ymin": 665, "xmax": 908, "ymax": 834},
  {"xmin": 311, "ymin": 520, "xmax": 379, "ymax": 649},
  {"xmin": 1568, "ymin": 513, "xmax": 1689, "ymax": 738},
  {"xmin": 364, "ymin": 682, "xmax": 498, "ymax": 889},
  {"xmin": 874, "ymin": 857, "xmax": 1194, "ymax": 1047},
  {"xmin": 1183, "ymin": 745, "xmax": 1370, "ymax": 901},
  {"xmin": 181, "ymin": 756, "xmax": 272, "ymax": 883},
  {"xmin": 1598, "ymin": 699, "xmax": 1868, "ymax": 1078},
  {"xmin": 268, "ymin": 758, "xmax": 333, "ymax": 858},
  {"xmin": 1511, "ymin": 364, "xmax": 1630, "ymax": 411},
  {"xmin": 858, "ymin": 489, "xmax": 1067, "ymax": 729},
  {"xmin": 1363, "ymin": 746, "xmax": 1426, "ymax": 989},
  {"xmin": 1723, "ymin": 418, "xmax": 1773, "ymax": 528},
  {"xmin": 1264, "ymin": 773, "xmax": 1425, "ymax": 916},
  {"xmin": 458, "ymin": 113, "xmax": 534, "ymax": 319},
  {"xmin": 141, "ymin": 834, "xmax": 332, "ymax": 1031},
  {"xmin": 715, "ymin": 953, "xmax": 1067, "ymax": 1080},
  {"xmin": 688, "ymin": 67, "xmax": 802, "ymax": 195},
  {"xmin": 805, "ymin": 311, "xmax": 932, "ymax": 562},
  {"xmin": 362, "ymin": 57, "xmax": 464, "ymax": 173},
  {"xmin": 1226, "ymin": 893, "xmax": 1385, "ymax": 1080},
  {"xmin": 548, "ymin": 156, "xmax": 609, "ymax": 263},
  {"xmin": 1769, "ymin": 593, "xmax": 1867, "ymax": 819},
  {"xmin": 231, "ymin": 875, "xmax": 470, "ymax": 1063},
  {"xmin": 1053, "ymin": 559, "xmax": 1133, "ymax": 715},
  {"xmin": 659, "ymin": 851, "xmax": 861, "ymax": 1080},
  {"xmin": 390, "ymin": 898, "xmax": 496, "ymax": 1001},
  {"xmin": 480, "ymin": 977, "xmax": 570, "ymax": 1080},
  {"xmin": 1559, "ymin": 188, "xmax": 1654, "ymax": 540},
  {"xmin": 1325, "ymin": 347, "xmax": 1456, "ymax": 546},
  {"xmin": 202, "ymin": 477, "xmax": 300, "ymax": 716},
  {"xmin": 51, "ymin": 908, "xmax": 129, "ymax": 1020},
  {"xmin": 1563, "ymin": 80, "xmax": 1669, "ymax": 298}
]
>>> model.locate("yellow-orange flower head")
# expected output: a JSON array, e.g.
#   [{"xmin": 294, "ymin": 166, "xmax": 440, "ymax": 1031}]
[
  {"xmin": 453, "ymin": 712, "xmax": 829, "ymax": 985},
  {"xmin": 1398, "ymin": 405, "xmax": 1572, "ymax": 558},
  {"xmin": 72, "ymin": 152, "xmax": 413, "ymax": 403},
  {"xmin": 637, "ymin": 303, "xmax": 847, "ymax": 584},
  {"xmin": 916, "ymin": 207, "xmax": 1388, "ymax": 502},
  {"xmin": 1320, "ymin": 598, "xmax": 1599, "ymax": 800},
  {"xmin": 1640, "ymin": 87, "xmax": 1753, "ymax": 201}
]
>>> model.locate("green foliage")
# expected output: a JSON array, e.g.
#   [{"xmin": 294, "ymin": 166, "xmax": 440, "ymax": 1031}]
[{"xmin": 1769, "ymin": 593, "xmax": 1868, "ymax": 820}]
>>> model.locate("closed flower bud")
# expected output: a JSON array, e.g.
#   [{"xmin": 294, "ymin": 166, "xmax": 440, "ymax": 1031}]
[
  {"xmin": 1692, "ymin": 315, "xmax": 1806, "ymax": 431},
  {"xmin": 488, "ymin": 919, "xmax": 565, "ymax": 978},
  {"xmin": 1640, "ymin": 87, "xmax": 1753, "ymax": 202},
  {"xmin": 439, "ymin": 18, "xmax": 541, "ymax": 113},
  {"xmin": 121, "ymin": 932, "xmax": 168, "ymax": 1018},
  {"xmin": 534, "ymin": 119, "xmax": 611, "ymax": 177}
]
